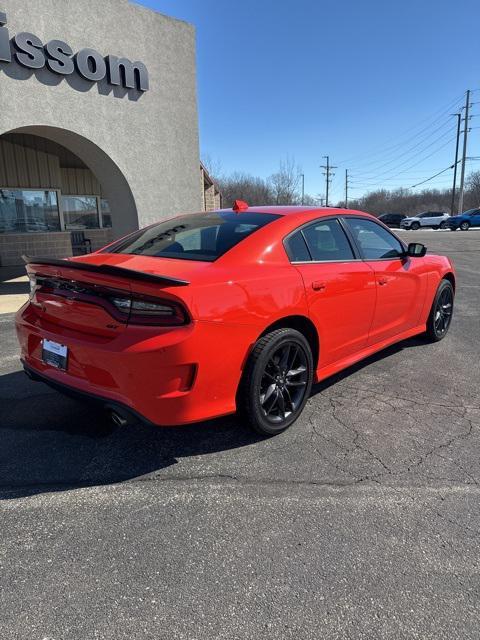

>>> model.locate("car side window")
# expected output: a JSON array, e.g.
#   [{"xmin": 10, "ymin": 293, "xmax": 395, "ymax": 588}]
[
  {"xmin": 284, "ymin": 231, "xmax": 311, "ymax": 262},
  {"xmin": 301, "ymin": 218, "xmax": 355, "ymax": 262},
  {"xmin": 344, "ymin": 217, "xmax": 404, "ymax": 260}
]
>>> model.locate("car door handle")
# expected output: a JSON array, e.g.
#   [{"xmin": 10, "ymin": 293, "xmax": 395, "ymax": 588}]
[
  {"xmin": 312, "ymin": 281, "xmax": 326, "ymax": 291},
  {"xmin": 378, "ymin": 277, "xmax": 388, "ymax": 286}
]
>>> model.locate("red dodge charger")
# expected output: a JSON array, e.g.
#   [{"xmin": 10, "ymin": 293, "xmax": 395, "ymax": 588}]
[{"xmin": 16, "ymin": 202, "xmax": 455, "ymax": 435}]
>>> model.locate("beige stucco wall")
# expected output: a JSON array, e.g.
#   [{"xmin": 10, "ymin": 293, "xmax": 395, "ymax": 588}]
[{"xmin": 0, "ymin": 0, "xmax": 202, "ymax": 239}]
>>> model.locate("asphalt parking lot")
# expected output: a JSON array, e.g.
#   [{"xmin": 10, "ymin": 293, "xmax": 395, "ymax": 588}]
[{"xmin": 1, "ymin": 229, "xmax": 480, "ymax": 639}]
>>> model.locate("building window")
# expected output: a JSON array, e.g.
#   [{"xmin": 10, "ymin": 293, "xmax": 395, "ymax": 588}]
[
  {"xmin": 62, "ymin": 195, "xmax": 100, "ymax": 229},
  {"xmin": 0, "ymin": 189, "xmax": 60, "ymax": 233},
  {"xmin": 100, "ymin": 199, "xmax": 112, "ymax": 228}
]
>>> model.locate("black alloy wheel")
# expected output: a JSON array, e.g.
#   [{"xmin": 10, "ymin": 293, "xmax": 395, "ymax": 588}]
[
  {"xmin": 440, "ymin": 221, "xmax": 448, "ymax": 229},
  {"xmin": 239, "ymin": 328, "xmax": 313, "ymax": 435},
  {"xmin": 411, "ymin": 222, "xmax": 420, "ymax": 230},
  {"xmin": 426, "ymin": 279, "xmax": 454, "ymax": 342}
]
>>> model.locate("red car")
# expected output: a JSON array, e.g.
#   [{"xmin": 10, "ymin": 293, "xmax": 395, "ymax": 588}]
[{"xmin": 16, "ymin": 202, "xmax": 455, "ymax": 435}]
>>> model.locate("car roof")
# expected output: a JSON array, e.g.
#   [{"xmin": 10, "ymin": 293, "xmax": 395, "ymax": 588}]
[{"xmin": 216, "ymin": 205, "xmax": 372, "ymax": 218}]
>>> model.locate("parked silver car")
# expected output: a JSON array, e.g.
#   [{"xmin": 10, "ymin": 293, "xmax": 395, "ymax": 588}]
[{"xmin": 400, "ymin": 211, "xmax": 450, "ymax": 230}]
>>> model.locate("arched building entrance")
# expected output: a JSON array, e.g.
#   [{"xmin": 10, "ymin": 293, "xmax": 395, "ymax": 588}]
[{"xmin": 0, "ymin": 126, "xmax": 139, "ymax": 266}]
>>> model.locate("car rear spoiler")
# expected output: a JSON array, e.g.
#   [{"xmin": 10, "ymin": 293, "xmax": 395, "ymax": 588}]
[{"xmin": 22, "ymin": 255, "xmax": 190, "ymax": 287}]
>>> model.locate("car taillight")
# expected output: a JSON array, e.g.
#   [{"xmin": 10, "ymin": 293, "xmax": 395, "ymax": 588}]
[
  {"xmin": 31, "ymin": 273, "xmax": 189, "ymax": 327},
  {"xmin": 110, "ymin": 296, "xmax": 188, "ymax": 326}
]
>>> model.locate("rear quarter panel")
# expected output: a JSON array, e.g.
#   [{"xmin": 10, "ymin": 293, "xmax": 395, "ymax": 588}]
[{"xmin": 187, "ymin": 264, "xmax": 308, "ymax": 326}]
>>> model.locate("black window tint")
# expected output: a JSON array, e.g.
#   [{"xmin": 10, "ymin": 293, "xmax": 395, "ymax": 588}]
[
  {"xmin": 285, "ymin": 231, "xmax": 311, "ymax": 262},
  {"xmin": 106, "ymin": 211, "xmax": 281, "ymax": 261},
  {"xmin": 345, "ymin": 217, "xmax": 404, "ymax": 260},
  {"xmin": 302, "ymin": 219, "xmax": 354, "ymax": 262}
]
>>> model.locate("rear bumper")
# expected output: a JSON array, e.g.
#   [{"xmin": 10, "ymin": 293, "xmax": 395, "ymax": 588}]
[
  {"xmin": 22, "ymin": 361, "xmax": 154, "ymax": 426},
  {"xmin": 16, "ymin": 303, "xmax": 258, "ymax": 426}
]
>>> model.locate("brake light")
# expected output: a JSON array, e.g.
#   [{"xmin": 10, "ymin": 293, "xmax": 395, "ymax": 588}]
[
  {"xmin": 110, "ymin": 296, "xmax": 187, "ymax": 326},
  {"xmin": 31, "ymin": 274, "xmax": 189, "ymax": 327}
]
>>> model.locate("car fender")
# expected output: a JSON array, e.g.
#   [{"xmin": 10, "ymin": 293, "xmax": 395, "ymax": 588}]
[{"xmin": 418, "ymin": 256, "xmax": 455, "ymax": 323}]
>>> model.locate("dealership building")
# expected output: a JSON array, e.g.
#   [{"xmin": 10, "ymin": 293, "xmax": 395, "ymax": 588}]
[{"xmin": 0, "ymin": 0, "xmax": 210, "ymax": 266}]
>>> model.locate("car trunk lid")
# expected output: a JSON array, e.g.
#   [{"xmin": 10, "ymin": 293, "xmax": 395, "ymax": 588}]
[{"xmin": 24, "ymin": 254, "xmax": 194, "ymax": 337}]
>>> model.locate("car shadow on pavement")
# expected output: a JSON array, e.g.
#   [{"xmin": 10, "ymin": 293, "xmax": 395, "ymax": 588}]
[
  {"xmin": 0, "ymin": 369, "xmax": 265, "ymax": 500},
  {"xmin": 310, "ymin": 334, "xmax": 427, "ymax": 397},
  {"xmin": 0, "ymin": 335, "xmax": 427, "ymax": 500}
]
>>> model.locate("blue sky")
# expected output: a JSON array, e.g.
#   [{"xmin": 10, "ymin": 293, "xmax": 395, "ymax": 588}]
[{"xmin": 140, "ymin": 0, "xmax": 480, "ymax": 203}]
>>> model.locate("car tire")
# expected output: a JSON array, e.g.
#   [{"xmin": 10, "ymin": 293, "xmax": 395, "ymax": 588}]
[
  {"xmin": 439, "ymin": 221, "xmax": 448, "ymax": 229},
  {"xmin": 426, "ymin": 279, "xmax": 454, "ymax": 342},
  {"xmin": 239, "ymin": 328, "xmax": 313, "ymax": 435},
  {"xmin": 460, "ymin": 221, "xmax": 470, "ymax": 231},
  {"xmin": 411, "ymin": 222, "xmax": 420, "ymax": 230}
]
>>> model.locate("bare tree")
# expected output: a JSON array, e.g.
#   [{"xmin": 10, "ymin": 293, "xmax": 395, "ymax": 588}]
[
  {"xmin": 218, "ymin": 172, "xmax": 274, "ymax": 207},
  {"xmin": 214, "ymin": 161, "xmax": 480, "ymax": 214},
  {"xmin": 269, "ymin": 157, "xmax": 301, "ymax": 205},
  {"xmin": 201, "ymin": 154, "xmax": 222, "ymax": 180},
  {"xmin": 466, "ymin": 171, "xmax": 480, "ymax": 207}
]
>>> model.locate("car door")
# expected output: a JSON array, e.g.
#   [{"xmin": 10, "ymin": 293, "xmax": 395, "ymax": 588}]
[
  {"xmin": 343, "ymin": 217, "xmax": 427, "ymax": 345},
  {"xmin": 382, "ymin": 215, "xmax": 392, "ymax": 227},
  {"xmin": 419, "ymin": 212, "xmax": 431, "ymax": 227},
  {"xmin": 430, "ymin": 212, "xmax": 445, "ymax": 227},
  {"xmin": 471, "ymin": 210, "xmax": 480, "ymax": 227},
  {"xmin": 285, "ymin": 217, "xmax": 376, "ymax": 368}
]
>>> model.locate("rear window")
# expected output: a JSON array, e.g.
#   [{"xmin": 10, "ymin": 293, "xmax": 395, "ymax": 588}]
[{"xmin": 106, "ymin": 211, "xmax": 281, "ymax": 261}]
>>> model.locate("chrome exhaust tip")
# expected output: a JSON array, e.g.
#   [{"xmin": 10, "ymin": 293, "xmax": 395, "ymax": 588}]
[{"xmin": 109, "ymin": 409, "xmax": 129, "ymax": 428}]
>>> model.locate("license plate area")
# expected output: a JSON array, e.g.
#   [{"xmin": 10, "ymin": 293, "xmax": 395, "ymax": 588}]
[{"xmin": 42, "ymin": 339, "xmax": 68, "ymax": 370}]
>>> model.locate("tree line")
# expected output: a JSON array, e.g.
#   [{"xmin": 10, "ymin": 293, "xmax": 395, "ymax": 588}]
[
  {"xmin": 346, "ymin": 171, "xmax": 480, "ymax": 216},
  {"xmin": 204, "ymin": 156, "xmax": 480, "ymax": 215}
]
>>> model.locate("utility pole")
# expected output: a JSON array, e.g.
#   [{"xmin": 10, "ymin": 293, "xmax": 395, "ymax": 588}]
[
  {"xmin": 450, "ymin": 113, "xmax": 461, "ymax": 215},
  {"xmin": 300, "ymin": 173, "xmax": 305, "ymax": 205},
  {"xmin": 320, "ymin": 156, "xmax": 336, "ymax": 207},
  {"xmin": 345, "ymin": 169, "xmax": 349, "ymax": 208},
  {"xmin": 457, "ymin": 90, "xmax": 471, "ymax": 215}
]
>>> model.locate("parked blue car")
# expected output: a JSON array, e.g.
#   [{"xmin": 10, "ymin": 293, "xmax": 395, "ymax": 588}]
[{"xmin": 447, "ymin": 208, "xmax": 480, "ymax": 230}]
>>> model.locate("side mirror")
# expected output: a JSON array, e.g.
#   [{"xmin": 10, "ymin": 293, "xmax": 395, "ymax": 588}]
[{"xmin": 406, "ymin": 242, "xmax": 427, "ymax": 258}]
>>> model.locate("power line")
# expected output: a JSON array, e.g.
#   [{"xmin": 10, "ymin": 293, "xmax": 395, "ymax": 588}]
[
  {"xmin": 336, "ymin": 93, "xmax": 465, "ymax": 166},
  {"xmin": 353, "ymin": 125, "xmax": 457, "ymax": 181},
  {"xmin": 348, "ymin": 115, "xmax": 457, "ymax": 175},
  {"xmin": 349, "ymin": 132, "xmax": 458, "ymax": 189},
  {"xmin": 348, "ymin": 140, "xmax": 458, "ymax": 191},
  {"xmin": 327, "ymin": 89, "xmax": 480, "ymax": 202},
  {"xmin": 408, "ymin": 163, "xmax": 456, "ymax": 189}
]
